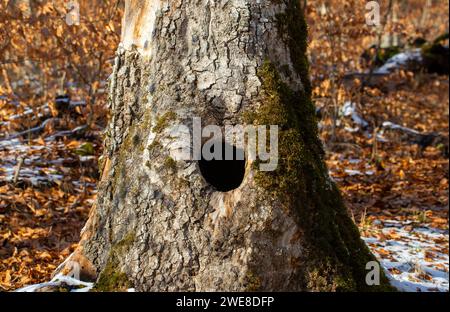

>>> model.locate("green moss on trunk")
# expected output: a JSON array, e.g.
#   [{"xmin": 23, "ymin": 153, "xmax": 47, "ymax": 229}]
[
  {"xmin": 153, "ymin": 111, "xmax": 177, "ymax": 133},
  {"xmin": 93, "ymin": 232, "xmax": 135, "ymax": 292},
  {"xmin": 246, "ymin": 1, "xmax": 394, "ymax": 291}
]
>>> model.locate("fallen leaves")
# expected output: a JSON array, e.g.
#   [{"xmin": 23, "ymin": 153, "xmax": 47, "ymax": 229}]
[{"xmin": 0, "ymin": 132, "xmax": 100, "ymax": 291}]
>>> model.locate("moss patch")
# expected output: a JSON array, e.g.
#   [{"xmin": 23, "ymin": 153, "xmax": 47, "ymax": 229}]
[
  {"xmin": 95, "ymin": 263, "xmax": 131, "ymax": 292},
  {"xmin": 245, "ymin": 271, "xmax": 262, "ymax": 291},
  {"xmin": 164, "ymin": 156, "xmax": 177, "ymax": 171},
  {"xmin": 153, "ymin": 111, "xmax": 177, "ymax": 133},
  {"xmin": 245, "ymin": 61, "xmax": 321, "ymax": 202},
  {"xmin": 93, "ymin": 232, "xmax": 135, "ymax": 292}
]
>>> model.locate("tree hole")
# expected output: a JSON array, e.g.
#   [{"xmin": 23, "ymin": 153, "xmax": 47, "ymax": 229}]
[{"xmin": 198, "ymin": 141, "xmax": 246, "ymax": 192}]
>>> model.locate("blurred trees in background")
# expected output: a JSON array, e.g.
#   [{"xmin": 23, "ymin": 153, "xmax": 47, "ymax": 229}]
[
  {"xmin": 0, "ymin": 0, "xmax": 123, "ymax": 130},
  {"xmin": 307, "ymin": 0, "xmax": 449, "ymax": 145}
]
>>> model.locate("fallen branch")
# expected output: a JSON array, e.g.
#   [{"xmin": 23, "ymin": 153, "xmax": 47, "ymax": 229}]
[
  {"xmin": 382, "ymin": 121, "xmax": 448, "ymax": 156},
  {"xmin": 44, "ymin": 125, "xmax": 89, "ymax": 141},
  {"xmin": 6, "ymin": 118, "xmax": 58, "ymax": 140}
]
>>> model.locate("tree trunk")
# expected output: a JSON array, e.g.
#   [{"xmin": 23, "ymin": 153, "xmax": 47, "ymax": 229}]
[{"xmin": 58, "ymin": 0, "xmax": 393, "ymax": 291}]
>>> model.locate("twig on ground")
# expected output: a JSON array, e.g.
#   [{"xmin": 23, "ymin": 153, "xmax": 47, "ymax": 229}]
[{"xmin": 13, "ymin": 156, "xmax": 24, "ymax": 185}]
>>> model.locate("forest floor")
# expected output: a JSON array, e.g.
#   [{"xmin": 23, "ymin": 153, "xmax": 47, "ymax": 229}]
[
  {"xmin": 323, "ymin": 73, "xmax": 449, "ymax": 292},
  {"xmin": 0, "ymin": 101, "xmax": 101, "ymax": 291}
]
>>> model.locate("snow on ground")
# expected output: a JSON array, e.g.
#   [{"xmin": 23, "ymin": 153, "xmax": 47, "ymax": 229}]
[
  {"xmin": 363, "ymin": 220, "xmax": 449, "ymax": 292},
  {"xmin": 16, "ymin": 274, "xmax": 94, "ymax": 292},
  {"xmin": 15, "ymin": 274, "xmax": 135, "ymax": 292},
  {"xmin": 0, "ymin": 137, "xmax": 96, "ymax": 189},
  {"xmin": 341, "ymin": 101, "xmax": 369, "ymax": 130},
  {"xmin": 374, "ymin": 49, "xmax": 423, "ymax": 75}
]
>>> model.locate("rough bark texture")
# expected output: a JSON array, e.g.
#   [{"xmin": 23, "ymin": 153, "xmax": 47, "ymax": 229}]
[{"xmin": 58, "ymin": 0, "xmax": 393, "ymax": 291}]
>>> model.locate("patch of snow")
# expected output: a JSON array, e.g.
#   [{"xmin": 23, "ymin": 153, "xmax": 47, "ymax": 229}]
[
  {"xmin": 382, "ymin": 121, "xmax": 422, "ymax": 136},
  {"xmin": 79, "ymin": 156, "xmax": 96, "ymax": 162},
  {"xmin": 345, "ymin": 169, "xmax": 363, "ymax": 176},
  {"xmin": 374, "ymin": 49, "xmax": 422, "ymax": 75},
  {"xmin": 376, "ymin": 134, "xmax": 389, "ymax": 143},
  {"xmin": 363, "ymin": 221, "xmax": 449, "ymax": 292},
  {"xmin": 7, "ymin": 104, "xmax": 50, "ymax": 121},
  {"xmin": 344, "ymin": 169, "xmax": 375, "ymax": 176},
  {"xmin": 16, "ymin": 274, "xmax": 94, "ymax": 292},
  {"xmin": 341, "ymin": 101, "xmax": 369, "ymax": 129},
  {"xmin": 0, "ymin": 138, "xmax": 75, "ymax": 186},
  {"xmin": 15, "ymin": 274, "xmax": 137, "ymax": 292},
  {"xmin": 344, "ymin": 126, "xmax": 360, "ymax": 133}
]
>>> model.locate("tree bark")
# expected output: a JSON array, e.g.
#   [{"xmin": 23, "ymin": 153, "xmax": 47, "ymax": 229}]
[{"xmin": 57, "ymin": 0, "xmax": 393, "ymax": 291}]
